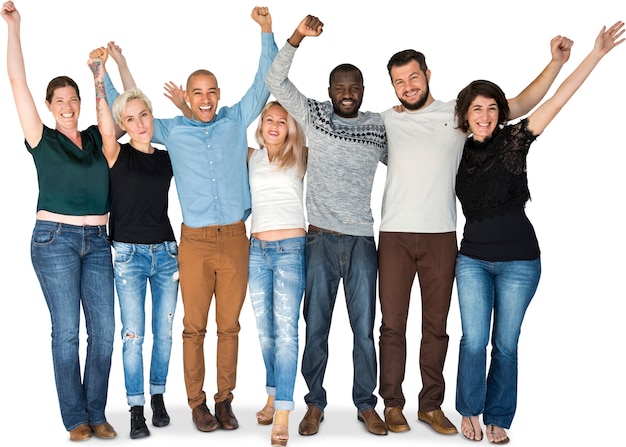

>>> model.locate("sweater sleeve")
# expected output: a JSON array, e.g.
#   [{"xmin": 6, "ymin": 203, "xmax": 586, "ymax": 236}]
[{"xmin": 264, "ymin": 41, "xmax": 310, "ymax": 127}]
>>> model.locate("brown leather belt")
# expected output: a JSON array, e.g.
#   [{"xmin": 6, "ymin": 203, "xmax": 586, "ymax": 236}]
[{"xmin": 308, "ymin": 225, "xmax": 344, "ymax": 235}]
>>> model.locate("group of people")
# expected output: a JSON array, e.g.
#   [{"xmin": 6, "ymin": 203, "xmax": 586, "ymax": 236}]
[{"xmin": 3, "ymin": 1, "xmax": 623, "ymax": 446}]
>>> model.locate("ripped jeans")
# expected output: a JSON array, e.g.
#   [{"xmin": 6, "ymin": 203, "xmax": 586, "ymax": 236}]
[{"xmin": 113, "ymin": 241, "xmax": 179, "ymax": 407}]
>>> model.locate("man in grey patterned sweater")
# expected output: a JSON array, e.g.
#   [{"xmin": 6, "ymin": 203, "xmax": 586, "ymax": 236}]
[{"xmin": 265, "ymin": 14, "xmax": 388, "ymax": 437}]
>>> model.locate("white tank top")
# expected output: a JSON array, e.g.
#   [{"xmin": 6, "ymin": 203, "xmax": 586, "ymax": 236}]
[{"xmin": 248, "ymin": 148, "xmax": 306, "ymax": 233}]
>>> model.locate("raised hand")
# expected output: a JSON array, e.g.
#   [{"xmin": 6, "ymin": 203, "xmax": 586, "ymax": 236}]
[
  {"xmin": 594, "ymin": 20, "xmax": 625, "ymax": 57},
  {"xmin": 251, "ymin": 6, "xmax": 272, "ymax": 33},
  {"xmin": 1, "ymin": 1, "xmax": 19, "ymax": 26},
  {"xmin": 297, "ymin": 15, "xmax": 323, "ymax": 37},
  {"xmin": 88, "ymin": 47, "xmax": 107, "ymax": 79},
  {"xmin": 106, "ymin": 41, "xmax": 126, "ymax": 66},
  {"xmin": 550, "ymin": 35, "xmax": 573, "ymax": 65},
  {"xmin": 163, "ymin": 81, "xmax": 187, "ymax": 111}
]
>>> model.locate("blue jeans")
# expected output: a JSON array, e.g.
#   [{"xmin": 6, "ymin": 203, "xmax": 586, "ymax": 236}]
[
  {"xmin": 301, "ymin": 229, "xmax": 378, "ymax": 411},
  {"xmin": 113, "ymin": 241, "xmax": 179, "ymax": 407},
  {"xmin": 455, "ymin": 254, "xmax": 541, "ymax": 428},
  {"xmin": 248, "ymin": 236, "xmax": 305, "ymax": 411},
  {"xmin": 30, "ymin": 221, "xmax": 115, "ymax": 431}
]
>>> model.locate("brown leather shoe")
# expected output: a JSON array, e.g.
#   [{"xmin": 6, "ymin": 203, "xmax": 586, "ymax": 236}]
[
  {"xmin": 69, "ymin": 424, "xmax": 92, "ymax": 442},
  {"xmin": 418, "ymin": 409, "xmax": 458, "ymax": 435},
  {"xmin": 298, "ymin": 404, "xmax": 324, "ymax": 436},
  {"xmin": 385, "ymin": 407, "xmax": 410, "ymax": 432},
  {"xmin": 89, "ymin": 421, "xmax": 117, "ymax": 439},
  {"xmin": 357, "ymin": 408, "xmax": 388, "ymax": 435},
  {"xmin": 215, "ymin": 399, "xmax": 239, "ymax": 430},
  {"xmin": 192, "ymin": 402, "xmax": 219, "ymax": 432}
]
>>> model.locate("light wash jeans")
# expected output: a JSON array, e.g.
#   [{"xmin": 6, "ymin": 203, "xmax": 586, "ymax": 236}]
[
  {"xmin": 301, "ymin": 229, "xmax": 378, "ymax": 411},
  {"xmin": 113, "ymin": 241, "xmax": 179, "ymax": 407},
  {"xmin": 455, "ymin": 254, "xmax": 541, "ymax": 429},
  {"xmin": 248, "ymin": 236, "xmax": 305, "ymax": 411},
  {"xmin": 30, "ymin": 221, "xmax": 115, "ymax": 431}
]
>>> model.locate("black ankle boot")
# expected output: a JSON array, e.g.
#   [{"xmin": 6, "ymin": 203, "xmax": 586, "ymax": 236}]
[
  {"xmin": 151, "ymin": 394, "xmax": 170, "ymax": 427},
  {"xmin": 130, "ymin": 406, "xmax": 150, "ymax": 439}
]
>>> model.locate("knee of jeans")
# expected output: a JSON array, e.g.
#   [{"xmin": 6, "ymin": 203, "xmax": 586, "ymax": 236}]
[
  {"xmin": 491, "ymin": 336, "xmax": 520, "ymax": 360},
  {"xmin": 461, "ymin": 330, "xmax": 489, "ymax": 352},
  {"xmin": 122, "ymin": 330, "xmax": 143, "ymax": 344}
]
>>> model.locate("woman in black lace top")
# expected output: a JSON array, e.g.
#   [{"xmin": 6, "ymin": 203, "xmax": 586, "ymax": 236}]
[{"xmin": 452, "ymin": 22, "xmax": 624, "ymax": 444}]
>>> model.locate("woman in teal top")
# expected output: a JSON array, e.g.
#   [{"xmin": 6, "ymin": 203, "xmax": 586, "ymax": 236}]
[{"xmin": 2, "ymin": 1, "xmax": 116, "ymax": 442}]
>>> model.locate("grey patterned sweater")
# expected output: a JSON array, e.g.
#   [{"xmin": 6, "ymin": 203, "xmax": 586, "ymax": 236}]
[{"xmin": 265, "ymin": 42, "xmax": 387, "ymax": 236}]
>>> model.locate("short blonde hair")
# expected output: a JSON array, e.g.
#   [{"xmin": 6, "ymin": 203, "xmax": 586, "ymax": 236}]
[{"xmin": 112, "ymin": 88, "xmax": 153, "ymax": 126}]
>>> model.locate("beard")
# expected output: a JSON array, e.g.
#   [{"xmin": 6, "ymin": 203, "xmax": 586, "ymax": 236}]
[{"xmin": 398, "ymin": 83, "xmax": 430, "ymax": 111}]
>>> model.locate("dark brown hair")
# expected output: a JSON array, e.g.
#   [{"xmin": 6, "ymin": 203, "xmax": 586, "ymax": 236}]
[
  {"xmin": 386, "ymin": 49, "xmax": 428, "ymax": 80},
  {"xmin": 455, "ymin": 80, "xmax": 509, "ymax": 133},
  {"xmin": 45, "ymin": 76, "xmax": 80, "ymax": 103}
]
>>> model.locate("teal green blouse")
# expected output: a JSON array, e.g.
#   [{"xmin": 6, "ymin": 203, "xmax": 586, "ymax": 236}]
[{"xmin": 27, "ymin": 125, "xmax": 110, "ymax": 216}]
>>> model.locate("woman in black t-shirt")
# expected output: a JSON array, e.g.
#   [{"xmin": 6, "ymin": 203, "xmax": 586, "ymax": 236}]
[{"xmin": 89, "ymin": 47, "xmax": 178, "ymax": 440}]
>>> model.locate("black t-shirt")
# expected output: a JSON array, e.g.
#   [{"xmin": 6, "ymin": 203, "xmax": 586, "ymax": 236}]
[
  {"xmin": 109, "ymin": 143, "xmax": 176, "ymax": 244},
  {"xmin": 459, "ymin": 206, "xmax": 540, "ymax": 261}
]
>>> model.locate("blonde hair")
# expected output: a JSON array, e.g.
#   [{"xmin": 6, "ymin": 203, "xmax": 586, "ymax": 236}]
[
  {"xmin": 255, "ymin": 101, "xmax": 307, "ymax": 177},
  {"xmin": 112, "ymin": 88, "xmax": 153, "ymax": 126}
]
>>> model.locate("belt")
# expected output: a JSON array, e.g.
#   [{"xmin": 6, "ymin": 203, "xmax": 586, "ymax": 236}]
[{"xmin": 308, "ymin": 225, "xmax": 344, "ymax": 235}]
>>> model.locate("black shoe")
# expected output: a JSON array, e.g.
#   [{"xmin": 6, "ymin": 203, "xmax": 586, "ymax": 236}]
[
  {"xmin": 130, "ymin": 406, "xmax": 151, "ymax": 439},
  {"xmin": 151, "ymin": 394, "xmax": 170, "ymax": 427}
]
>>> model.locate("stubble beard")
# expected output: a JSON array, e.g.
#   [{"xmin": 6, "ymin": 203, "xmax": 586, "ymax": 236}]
[{"xmin": 399, "ymin": 83, "xmax": 430, "ymax": 111}]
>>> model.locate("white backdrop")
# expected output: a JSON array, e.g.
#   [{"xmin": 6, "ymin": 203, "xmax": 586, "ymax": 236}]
[{"xmin": 1, "ymin": 1, "xmax": 624, "ymax": 446}]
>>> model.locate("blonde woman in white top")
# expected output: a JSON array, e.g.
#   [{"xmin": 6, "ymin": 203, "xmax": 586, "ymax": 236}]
[{"xmin": 248, "ymin": 101, "xmax": 307, "ymax": 447}]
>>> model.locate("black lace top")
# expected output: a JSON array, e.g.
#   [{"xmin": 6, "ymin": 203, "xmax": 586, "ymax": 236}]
[{"xmin": 456, "ymin": 119, "xmax": 540, "ymax": 261}]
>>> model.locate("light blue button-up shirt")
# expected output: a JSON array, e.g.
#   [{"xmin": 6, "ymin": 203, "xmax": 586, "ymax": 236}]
[{"xmin": 105, "ymin": 32, "xmax": 277, "ymax": 228}]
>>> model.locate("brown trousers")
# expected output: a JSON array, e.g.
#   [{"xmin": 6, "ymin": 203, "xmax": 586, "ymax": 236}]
[
  {"xmin": 377, "ymin": 231, "xmax": 457, "ymax": 412},
  {"xmin": 178, "ymin": 221, "xmax": 249, "ymax": 409}
]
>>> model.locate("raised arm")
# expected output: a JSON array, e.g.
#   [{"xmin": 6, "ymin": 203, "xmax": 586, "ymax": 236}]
[
  {"xmin": 526, "ymin": 21, "xmax": 624, "ymax": 136},
  {"xmin": 222, "ymin": 6, "xmax": 278, "ymax": 127},
  {"xmin": 88, "ymin": 47, "xmax": 120, "ymax": 167},
  {"xmin": 264, "ymin": 14, "xmax": 323, "ymax": 126},
  {"xmin": 507, "ymin": 35, "xmax": 574, "ymax": 119},
  {"xmin": 2, "ymin": 1, "xmax": 43, "ymax": 147},
  {"xmin": 106, "ymin": 41, "xmax": 137, "ymax": 90}
]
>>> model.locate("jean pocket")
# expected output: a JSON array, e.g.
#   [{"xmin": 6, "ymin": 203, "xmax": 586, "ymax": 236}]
[
  {"xmin": 305, "ymin": 232, "xmax": 320, "ymax": 247},
  {"xmin": 164, "ymin": 240, "xmax": 179, "ymax": 258},
  {"xmin": 31, "ymin": 228, "xmax": 55, "ymax": 245},
  {"xmin": 358, "ymin": 235, "xmax": 377, "ymax": 248},
  {"xmin": 113, "ymin": 245, "xmax": 134, "ymax": 264}
]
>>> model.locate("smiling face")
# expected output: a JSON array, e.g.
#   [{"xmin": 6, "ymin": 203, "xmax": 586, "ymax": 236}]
[
  {"xmin": 390, "ymin": 60, "xmax": 432, "ymax": 111},
  {"xmin": 466, "ymin": 95, "xmax": 499, "ymax": 142},
  {"xmin": 46, "ymin": 85, "xmax": 81, "ymax": 130},
  {"xmin": 185, "ymin": 73, "xmax": 221, "ymax": 123},
  {"xmin": 119, "ymin": 98, "xmax": 154, "ymax": 146},
  {"xmin": 260, "ymin": 104, "xmax": 289, "ymax": 150},
  {"xmin": 328, "ymin": 70, "xmax": 364, "ymax": 118}
]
